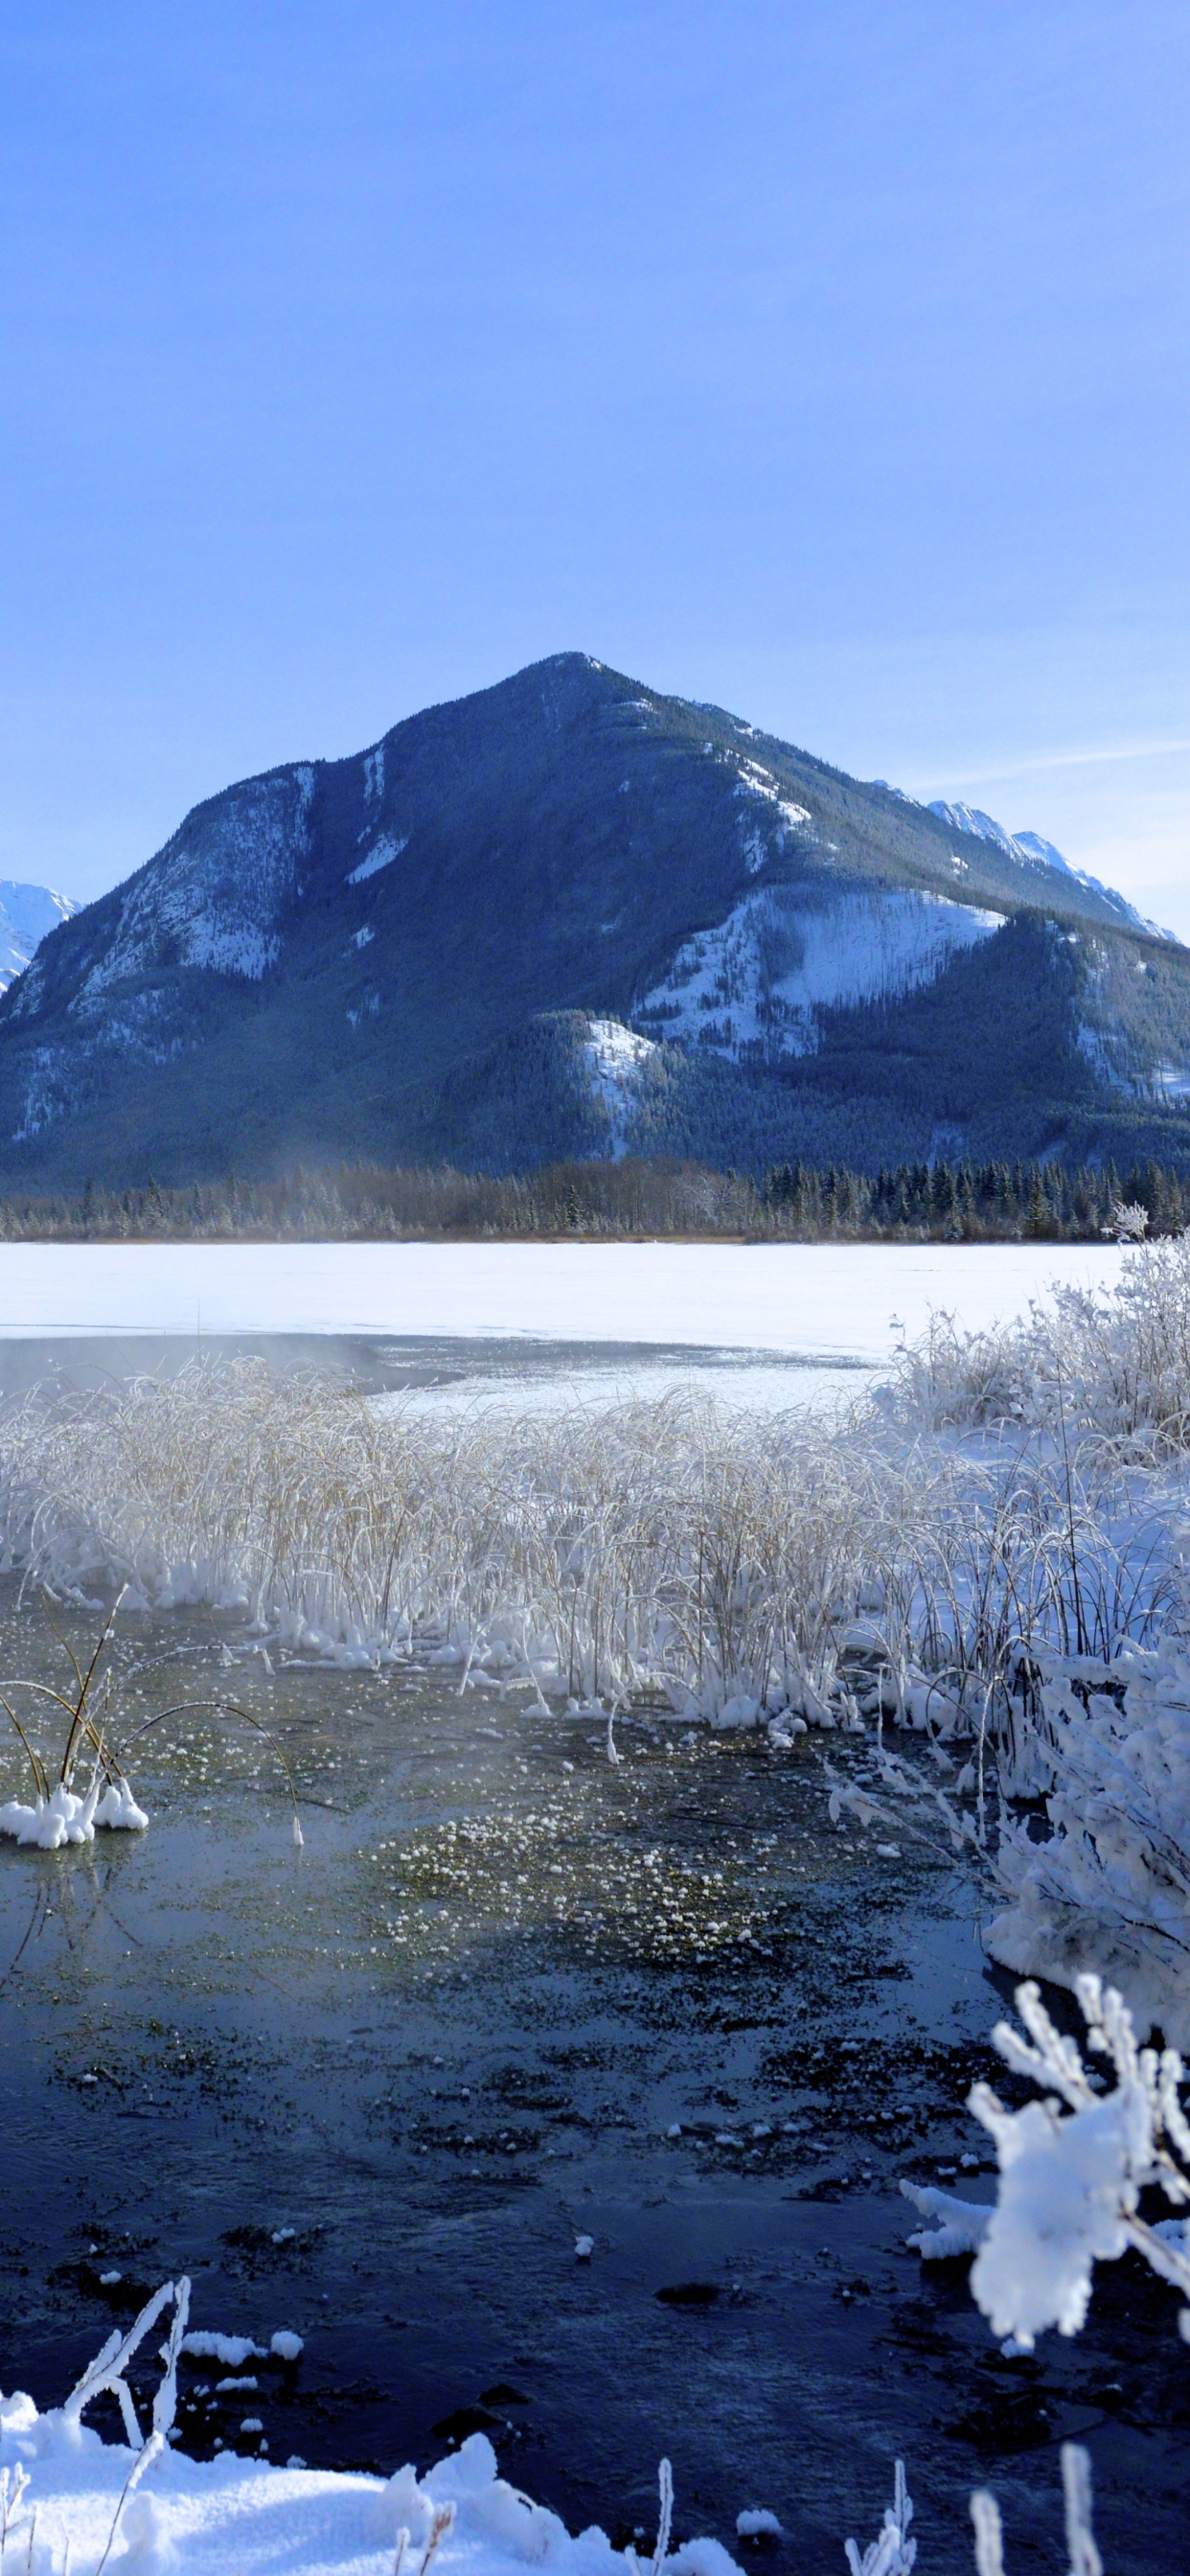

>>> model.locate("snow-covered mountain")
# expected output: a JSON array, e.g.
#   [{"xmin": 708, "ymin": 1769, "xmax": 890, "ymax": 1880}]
[
  {"xmin": 0, "ymin": 882, "xmax": 78, "ymax": 993},
  {"xmin": 927, "ymin": 802, "xmax": 1172, "ymax": 942},
  {"xmin": 0, "ymin": 656, "xmax": 1188, "ymax": 1185}
]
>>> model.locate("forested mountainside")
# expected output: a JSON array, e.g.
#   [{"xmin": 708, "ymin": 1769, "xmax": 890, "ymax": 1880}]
[{"xmin": 0, "ymin": 652, "xmax": 1188, "ymax": 1186}]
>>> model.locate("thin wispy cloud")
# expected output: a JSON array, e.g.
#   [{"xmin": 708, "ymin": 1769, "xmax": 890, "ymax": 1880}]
[{"xmin": 916, "ymin": 739, "xmax": 1190, "ymax": 793}]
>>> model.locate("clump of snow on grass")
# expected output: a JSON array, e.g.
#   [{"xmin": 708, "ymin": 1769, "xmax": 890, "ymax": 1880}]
[
  {"xmin": 180, "ymin": 2333, "xmax": 263, "ymax": 2367},
  {"xmin": 900, "ymin": 2183, "xmax": 991, "ymax": 2260},
  {"xmin": 0, "ymin": 1776, "xmax": 148, "ymax": 1849},
  {"xmin": 735, "ymin": 2508, "xmax": 782, "ymax": 2537}
]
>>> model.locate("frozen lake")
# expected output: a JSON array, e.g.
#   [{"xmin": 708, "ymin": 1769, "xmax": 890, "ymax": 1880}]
[{"xmin": 0, "ymin": 1238, "xmax": 1123, "ymax": 1365}]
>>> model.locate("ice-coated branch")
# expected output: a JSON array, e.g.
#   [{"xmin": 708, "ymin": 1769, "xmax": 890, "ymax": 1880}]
[
  {"xmin": 1062, "ymin": 2444, "xmax": 1103, "ymax": 2576},
  {"xmin": 966, "ymin": 1976, "xmax": 1190, "ymax": 2347},
  {"xmin": 63, "ymin": 2275, "xmax": 191, "ymax": 2452},
  {"xmin": 970, "ymin": 2489, "xmax": 1004, "ymax": 2576},
  {"xmin": 0, "ymin": 2461, "xmax": 30, "ymax": 2554},
  {"xmin": 970, "ymin": 2448, "xmax": 1101, "ymax": 2576},
  {"xmin": 651, "ymin": 2457, "xmax": 674, "ymax": 2576},
  {"xmin": 843, "ymin": 2462, "xmax": 915, "ymax": 2576}
]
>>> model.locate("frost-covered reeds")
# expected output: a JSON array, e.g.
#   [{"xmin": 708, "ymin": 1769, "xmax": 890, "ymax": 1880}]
[
  {"xmin": 882, "ymin": 1231, "xmax": 1190, "ymax": 1452},
  {"xmin": 0, "ymin": 1590, "xmax": 150, "ymax": 1848},
  {"xmin": 0, "ymin": 1360, "xmax": 1165, "ymax": 1734},
  {"xmin": 3, "ymin": 1246, "xmax": 1190, "ymax": 2013},
  {"xmin": 0, "ymin": 1582, "xmax": 306, "ymax": 1852}
]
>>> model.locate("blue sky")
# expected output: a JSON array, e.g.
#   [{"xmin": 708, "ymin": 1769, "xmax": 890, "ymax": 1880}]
[{"xmin": 2, "ymin": 1, "xmax": 1188, "ymax": 926}]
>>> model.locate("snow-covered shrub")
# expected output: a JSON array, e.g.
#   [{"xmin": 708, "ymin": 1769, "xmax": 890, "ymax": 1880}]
[
  {"xmin": 987, "ymin": 1643, "xmax": 1190, "ymax": 2045},
  {"xmin": 905, "ymin": 1973, "xmax": 1190, "ymax": 2347},
  {"xmin": 882, "ymin": 1233, "xmax": 1190, "ymax": 1451},
  {"xmin": 900, "ymin": 1970, "xmax": 1190, "ymax": 2566}
]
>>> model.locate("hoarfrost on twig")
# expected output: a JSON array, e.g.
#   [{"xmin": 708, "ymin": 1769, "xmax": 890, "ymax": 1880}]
[
  {"xmin": 965, "ymin": 1976, "xmax": 1190, "ymax": 2347},
  {"xmin": 843, "ymin": 2461, "xmax": 915, "ymax": 2576}
]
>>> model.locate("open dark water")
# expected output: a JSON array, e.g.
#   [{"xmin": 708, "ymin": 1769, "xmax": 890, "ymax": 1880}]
[{"xmin": 0, "ymin": 1596, "xmax": 1185, "ymax": 2572}]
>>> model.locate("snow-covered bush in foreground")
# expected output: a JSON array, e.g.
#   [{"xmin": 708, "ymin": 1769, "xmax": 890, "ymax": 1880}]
[
  {"xmin": 905, "ymin": 1974, "xmax": 1190, "ymax": 2348},
  {"xmin": 900, "ymin": 1968, "xmax": 1190, "ymax": 2568}
]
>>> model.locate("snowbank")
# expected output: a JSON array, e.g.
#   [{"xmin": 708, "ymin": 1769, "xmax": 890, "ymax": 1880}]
[
  {"xmin": 0, "ymin": 2275, "xmax": 739, "ymax": 2576},
  {"xmin": 0, "ymin": 2392, "xmax": 709, "ymax": 2576}
]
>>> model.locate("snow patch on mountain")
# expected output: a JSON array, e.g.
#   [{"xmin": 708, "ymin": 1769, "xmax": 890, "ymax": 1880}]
[
  {"xmin": 80, "ymin": 769, "xmax": 315, "ymax": 1006},
  {"xmin": 639, "ymin": 886, "xmax": 1001, "ymax": 1063},
  {"xmin": 732, "ymin": 765, "xmax": 812, "ymax": 875},
  {"xmin": 347, "ymin": 834, "xmax": 407, "ymax": 886},
  {"xmin": 582, "ymin": 1018, "xmax": 656, "ymax": 1155},
  {"xmin": 0, "ymin": 884, "xmax": 78, "ymax": 994}
]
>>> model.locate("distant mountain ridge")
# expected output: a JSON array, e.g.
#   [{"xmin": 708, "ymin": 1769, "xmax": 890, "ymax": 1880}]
[
  {"xmin": 0, "ymin": 882, "xmax": 78, "ymax": 995},
  {"xmin": 1, "ymin": 653, "xmax": 1189, "ymax": 1186},
  {"xmin": 925, "ymin": 800, "xmax": 1172, "ymax": 942}
]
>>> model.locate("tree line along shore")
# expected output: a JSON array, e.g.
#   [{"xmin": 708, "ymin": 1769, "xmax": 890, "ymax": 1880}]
[{"xmin": 0, "ymin": 1152, "xmax": 1183, "ymax": 1242}]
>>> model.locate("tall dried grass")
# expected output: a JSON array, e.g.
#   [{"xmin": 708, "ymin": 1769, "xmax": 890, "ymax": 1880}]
[{"xmin": 0, "ymin": 1350, "xmax": 1174, "ymax": 1736}]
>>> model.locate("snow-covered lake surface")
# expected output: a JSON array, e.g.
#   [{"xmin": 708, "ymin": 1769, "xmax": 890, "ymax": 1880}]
[{"xmin": 0, "ymin": 1239, "xmax": 1123, "ymax": 1359}]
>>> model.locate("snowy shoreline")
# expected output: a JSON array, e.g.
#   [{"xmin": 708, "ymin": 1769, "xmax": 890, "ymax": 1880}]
[
  {"xmin": 0, "ymin": 2384, "xmax": 721, "ymax": 2576},
  {"xmin": 0, "ymin": 2274, "xmax": 741, "ymax": 2576}
]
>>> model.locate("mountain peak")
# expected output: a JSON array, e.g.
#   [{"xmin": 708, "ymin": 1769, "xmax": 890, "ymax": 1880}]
[{"xmin": 0, "ymin": 664, "xmax": 1187, "ymax": 1187}]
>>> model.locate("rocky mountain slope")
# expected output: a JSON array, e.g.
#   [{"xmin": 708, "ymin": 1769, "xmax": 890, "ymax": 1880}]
[{"xmin": 0, "ymin": 654, "xmax": 1188, "ymax": 1185}]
